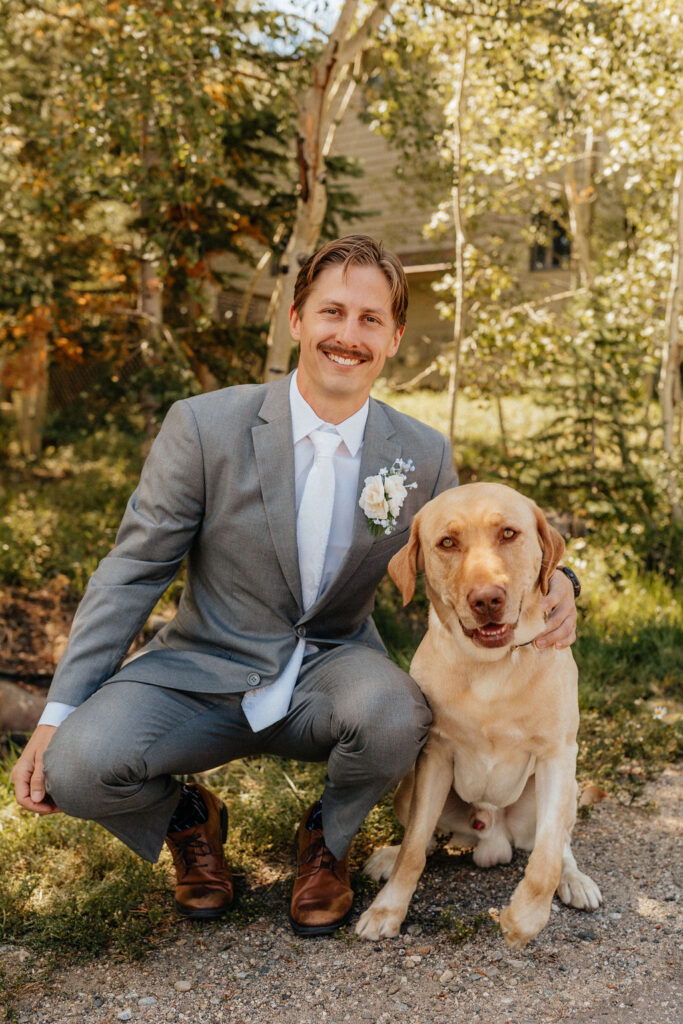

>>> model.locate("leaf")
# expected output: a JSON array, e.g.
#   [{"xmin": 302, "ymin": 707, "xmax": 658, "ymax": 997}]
[{"xmin": 579, "ymin": 783, "xmax": 608, "ymax": 807}]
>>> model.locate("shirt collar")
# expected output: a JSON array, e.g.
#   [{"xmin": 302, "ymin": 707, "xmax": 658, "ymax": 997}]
[{"xmin": 290, "ymin": 371, "xmax": 368, "ymax": 457}]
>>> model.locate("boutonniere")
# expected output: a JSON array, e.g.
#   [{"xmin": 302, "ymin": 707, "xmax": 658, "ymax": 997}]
[{"xmin": 359, "ymin": 458, "xmax": 418, "ymax": 537}]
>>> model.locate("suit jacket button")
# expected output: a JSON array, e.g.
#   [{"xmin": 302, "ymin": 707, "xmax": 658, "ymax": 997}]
[
  {"xmin": 296, "ymin": 626, "xmax": 306, "ymax": 638},
  {"xmin": 246, "ymin": 672, "xmax": 260, "ymax": 687}
]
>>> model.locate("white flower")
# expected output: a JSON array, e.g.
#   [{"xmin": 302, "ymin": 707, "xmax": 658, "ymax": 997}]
[
  {"xmin": 359, "ymin": 474, "xmax": 389, "ymax": 520},
  {"xmin": 385, "ymin": 474, "xmax": 408, "ymax": 518},
  {"xmin": 358, "ymin": 458, "xmax": 417, "ymax": 536}
]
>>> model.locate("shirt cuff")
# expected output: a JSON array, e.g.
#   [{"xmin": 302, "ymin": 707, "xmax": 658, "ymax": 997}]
[{"xmin": 38, "ymin": 702, "xmax": 77, "ymax": 728}]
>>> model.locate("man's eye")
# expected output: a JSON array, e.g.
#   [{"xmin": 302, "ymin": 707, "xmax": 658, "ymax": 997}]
[{"xmin": 501, "ymin": 528, "xmax": 517, "ymax": 540}]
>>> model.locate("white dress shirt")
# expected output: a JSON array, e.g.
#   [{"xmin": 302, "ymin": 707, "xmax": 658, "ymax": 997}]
[{"xmin": 38, "ymin": 372, "xmax": 368, "ymax": 729}]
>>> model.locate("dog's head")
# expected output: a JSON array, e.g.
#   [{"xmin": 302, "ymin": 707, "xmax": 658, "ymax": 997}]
[{"xmin": 389, "ymin": 483, "xmax": 564, "ymax": 660}]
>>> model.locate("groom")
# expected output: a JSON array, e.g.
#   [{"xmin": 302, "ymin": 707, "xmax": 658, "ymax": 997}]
[{"xmin": 12, "ymin": 234, "xmax": 577, "ymax": 935}]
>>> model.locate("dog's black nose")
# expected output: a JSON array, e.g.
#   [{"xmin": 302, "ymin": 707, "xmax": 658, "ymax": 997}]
[{"xmin": 467, "ymin": 585, "xmax": 506, "ymax": 620}]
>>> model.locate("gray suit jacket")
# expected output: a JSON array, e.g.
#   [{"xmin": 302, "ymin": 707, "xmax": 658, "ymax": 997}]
[{"xmin": 47, "ymin": 374, "xmax": 456, "ymax": 707}]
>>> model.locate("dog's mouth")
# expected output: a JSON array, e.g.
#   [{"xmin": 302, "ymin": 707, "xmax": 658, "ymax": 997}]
[{"xmin": 460, "ymin": 621, "xmax": 516, "ymax": 648}]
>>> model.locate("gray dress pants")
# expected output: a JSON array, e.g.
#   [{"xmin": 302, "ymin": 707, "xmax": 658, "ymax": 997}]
[{"xmin": 43, "ymin": 645, "xmax": 431, "ymax": 862}]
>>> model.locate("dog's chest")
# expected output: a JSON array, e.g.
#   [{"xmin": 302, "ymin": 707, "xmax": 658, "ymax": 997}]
[{"xmin": 434, "ymin": 696, "xmax": 542, "ymax": 808}]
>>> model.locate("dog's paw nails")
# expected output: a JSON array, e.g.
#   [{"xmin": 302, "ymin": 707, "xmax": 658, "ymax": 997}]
[
  {"xmin": 499, "ymin": 898, "xmax": 548, "ymax": 949},
  {"xmin": 557, "ymin": 872, "xmax": 603, "ymax": 910},
  {"xmin": 363, "ymin": 846, "xmax": 400, "ymax": 882},
  {"xmin": 499, "ymin": 906, "xmax": 528, "ymax": 949},
  {"xmin": 355, "ymin": 906, "xmax": 403, "ymax": 940}
]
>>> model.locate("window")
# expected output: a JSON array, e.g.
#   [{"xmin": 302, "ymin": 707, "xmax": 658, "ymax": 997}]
[{"xmin": 529, "ymin": 210, "xmax": 571, "ymax": 271}]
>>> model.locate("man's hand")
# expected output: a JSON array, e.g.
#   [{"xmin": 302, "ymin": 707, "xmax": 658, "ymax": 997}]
[
  {"xmin": 535, "ymin": 569, "xmax": 577, "ymax": 650},
  {"xmin": 10, "ymin": 725, "xmax": 61, "ymax": 814}
]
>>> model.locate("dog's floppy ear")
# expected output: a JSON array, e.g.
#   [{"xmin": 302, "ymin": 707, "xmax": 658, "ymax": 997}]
[
  {"xmin": 534, "ymin": 505, "xmax": 565, "ymax": 596},
  {"xmin": 388, "ymin": 513, "xmax": 424, "ymax": 605}
]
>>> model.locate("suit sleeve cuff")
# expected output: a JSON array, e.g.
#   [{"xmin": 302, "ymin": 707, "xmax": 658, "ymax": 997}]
[{"xmin": 38, "ymin": 702, "xmax": 77, "ymax": 728}]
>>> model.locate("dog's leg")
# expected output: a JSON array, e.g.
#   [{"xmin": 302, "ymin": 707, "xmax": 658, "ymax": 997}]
[
  {"xmin": 499, "ymin": 752, "xmax": 577, "ymax": 949},
  {"xmin": 356, "ymin": 743, "xmax": 453, "ymax": 940},
  {"xmin": 557, "ymin": 833, "xmax": 603, "ymax": 910},
  {"xmin": 504, "ymin": 776, "xmax": 537, "ymax": 852},
  {"xmin": 362, "ymin": 769, "xmax": 418, "ymax": 882}
]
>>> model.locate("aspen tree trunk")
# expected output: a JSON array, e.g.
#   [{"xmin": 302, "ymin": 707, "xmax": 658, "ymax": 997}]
[
  {"xmin": 564, "ymin": 127, "xmax": 596, "ymax": 290},
  {"xmin": 659, "ymin": 163, "xmax": 683, "ymax": 523},
  {"xmin": 446, "ymin": 27, "xmax": 469, "ymax": 450},
  {"xmin": 12, "ymin": 316, "xmax": 49, "ymax": 458},
  {"xmin": 263, "ymin": 0, "xmax": 396, "ymax": 381},
  {"xmin": 139, "ymin": 112, "xmax": 163, "ymax": 342}
]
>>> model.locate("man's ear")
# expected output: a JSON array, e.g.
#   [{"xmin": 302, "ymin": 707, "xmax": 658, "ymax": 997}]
[
  {"xmin": 388, "ymin": 512, "xmax": 424, "ymax": 605},
  {"xmin": 534, "ymin": 505, "xmax": 565, "ymax": 596},
  {"xmin": 388, "ymin": 323, "xmax": 404, "ymax": 357},
  {"xmin": 289, "ymin": 303, "xmax": 301, "ymax": 340}
]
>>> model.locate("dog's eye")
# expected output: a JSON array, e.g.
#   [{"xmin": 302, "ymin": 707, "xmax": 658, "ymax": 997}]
[
  {"xmin": 439, "ymin": 537, "xmax": 456, "ymax": 549},
  {"xmin": 501, "ymin": 528, "xmax": 517, "ymax": 541}
]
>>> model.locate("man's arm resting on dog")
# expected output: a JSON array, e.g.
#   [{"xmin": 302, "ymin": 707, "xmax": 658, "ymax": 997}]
[
  {"xmin": 535, "ymin": 569, "xmax": 577, "ymax": 649},
  {"xmin": 11, "ymin": 725, "xmax": 60, "ymax": 814}
]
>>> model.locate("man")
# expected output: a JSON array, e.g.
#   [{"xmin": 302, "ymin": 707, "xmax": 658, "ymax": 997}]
[{"xmin": 12, "ymin": 235, "xmax": 577, "ymax": 935}]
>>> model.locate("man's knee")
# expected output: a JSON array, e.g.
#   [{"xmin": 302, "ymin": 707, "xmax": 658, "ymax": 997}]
[
  {"xmin": 44, "ymin": 714, "xmax": 146, "ymax": 819},
  {"xmin": 336, "ymin": 665, "xmax": 432, "ymax": 770}
]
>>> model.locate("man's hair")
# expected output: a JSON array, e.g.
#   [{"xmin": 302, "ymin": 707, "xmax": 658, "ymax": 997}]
[{"xmin": 292, "ymin": 234, "xmax": 409, "ymax": 328}]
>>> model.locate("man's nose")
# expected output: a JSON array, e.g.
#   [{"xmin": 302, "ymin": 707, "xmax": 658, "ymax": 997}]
[{"xmin": 336, "ymin": 318, "xmax": 357, "ymax": 345}]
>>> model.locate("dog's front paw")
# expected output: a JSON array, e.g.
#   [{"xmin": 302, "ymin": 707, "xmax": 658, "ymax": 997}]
[
  {"xmin": 363, "ymin": 846, "xmax": 400, "ymax": 882},
  {"xmin": 557, "ymin": 869, "xmax": 602, "ymax": 910},
  {"xmin": 499, "ymin": 892, "xmax": 551, "ymax": 949},
  {"xmin": 356, "ymin": 901, "xmax": 406, "ymax": 940}
]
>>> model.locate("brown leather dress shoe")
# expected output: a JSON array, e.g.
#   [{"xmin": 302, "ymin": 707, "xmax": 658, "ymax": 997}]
[
  {"xmin": 165, "ymin": 783, "xmax": 234, "ymax": 920},
  {"xmin": 289, "ymin": 803, "xmax": 353, "ymax": 936}
]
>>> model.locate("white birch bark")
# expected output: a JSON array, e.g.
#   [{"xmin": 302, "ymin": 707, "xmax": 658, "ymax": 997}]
[
  {"xmin": 446, "ymin": 27, "xmax": 469, "ymax": 451},
  {"xmin": 564, "ymin": 127, "xmax": 596, "ymax": 290},
  {"xmin": 659, "ymin": 163, "xmax": 683, "ymax": 523},
  {"xmin": 263, "ymin": 0, "xmax": 396, "ymax": 381}
]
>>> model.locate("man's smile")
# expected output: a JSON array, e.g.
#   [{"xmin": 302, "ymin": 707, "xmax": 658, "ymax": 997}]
[{"xmin": 320, "ymin": 344, "xmax": 370, "ymax": 367}]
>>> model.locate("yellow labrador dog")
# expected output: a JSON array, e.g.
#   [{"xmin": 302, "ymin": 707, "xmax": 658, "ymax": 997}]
[{"xmin": 356, "ymin": 482, "xmax": 601, "ymax": 948}]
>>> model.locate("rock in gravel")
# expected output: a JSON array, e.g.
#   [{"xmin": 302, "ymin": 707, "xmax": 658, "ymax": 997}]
[
  {"xmin": 174, "ymin": 979, "xmax": 193, "ymax": 992},
  {"xmin": 117, "ymin": 1011, "xmax": 133, "ymax": 1022},
  {"xmin": 139, "ymin": 996, "xmax": 158, "ymax": 1005}
]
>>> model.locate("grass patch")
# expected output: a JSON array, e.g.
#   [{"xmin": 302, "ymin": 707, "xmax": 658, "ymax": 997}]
[
  {"xmin": 0, "ymin": 388, "xmax": 680, "ymax": 989},
  {"xmin": 0, "ymin": 430, "xmax": 144, "ymax": 592}
]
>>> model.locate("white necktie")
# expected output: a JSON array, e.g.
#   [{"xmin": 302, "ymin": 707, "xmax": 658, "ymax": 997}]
[
  {"xmin": 297, "ymin": 428, "xmax": 341, "ymax": 610},
  {"xmin": 242, "ymin": 427, "xmax": 341, "ymax": 731}
]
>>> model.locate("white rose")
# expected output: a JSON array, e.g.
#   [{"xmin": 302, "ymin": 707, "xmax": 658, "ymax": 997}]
[
  {"xmin": 384, "ymin": 474, "xmax": 408, "ymax": 519},
  {"xmin": 359, "ymin": 475, "xmax": 388, "ymax": 520}
]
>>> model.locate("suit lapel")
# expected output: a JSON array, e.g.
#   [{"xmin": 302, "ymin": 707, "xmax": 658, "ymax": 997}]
[
  {"xmin": 299, "ymin": 398, "xmax": 403, "ymax": 622},
  {"xmin": 252, "ymin": 376, "xmax": 303, "ymax": 609}
]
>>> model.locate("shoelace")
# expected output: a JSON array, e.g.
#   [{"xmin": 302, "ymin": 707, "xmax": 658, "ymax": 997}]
[
  {"xmin": 173, "ymin": 830, "xmax": 212, "ymax": 869},
  {"xmin": 301, "ymin": 834, "xmax": 338, "ymax": 875}
]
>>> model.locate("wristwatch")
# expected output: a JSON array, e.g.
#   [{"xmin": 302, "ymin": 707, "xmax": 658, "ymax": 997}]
[{"xmin": 558, "ymin": 565, "xmax": 581, "ymax": 598}]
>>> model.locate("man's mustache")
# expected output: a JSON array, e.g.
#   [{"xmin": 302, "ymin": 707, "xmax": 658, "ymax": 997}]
[{"xmin": 319, "ymin": 343, "xmax": 371, "ymax": 362}]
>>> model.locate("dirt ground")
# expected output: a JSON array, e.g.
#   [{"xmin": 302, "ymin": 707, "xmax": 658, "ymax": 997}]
[{"xmin": 5, "ymin": 766, "xmax": 681, "ymax": 1024}]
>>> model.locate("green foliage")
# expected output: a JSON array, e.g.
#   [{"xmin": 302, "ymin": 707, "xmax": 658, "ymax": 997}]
[
  {"xmin": 367, "ymin": 0, "xmax": 682, "ymax": 527},
  {"xmin": 0, "ymin": 429, "xmax": 144, "ymax": 590}
]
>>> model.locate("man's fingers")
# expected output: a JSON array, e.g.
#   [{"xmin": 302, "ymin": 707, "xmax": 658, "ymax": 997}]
[
  {"xmin": 12, "ymin": 762, "xmax": 59, "ymax": 813},
  {"xmin": 11, "ymin": 725, "xmax": 59, "ymax": 815},
  {"xmin": 30, "ymin": 758, "xmax": 46, "ymax": 804}
]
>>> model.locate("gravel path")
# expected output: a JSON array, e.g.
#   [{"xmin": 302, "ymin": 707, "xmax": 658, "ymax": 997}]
[{"xmin": 7, "ymin": 766, "xmax": 681, "ymax": 1024}]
